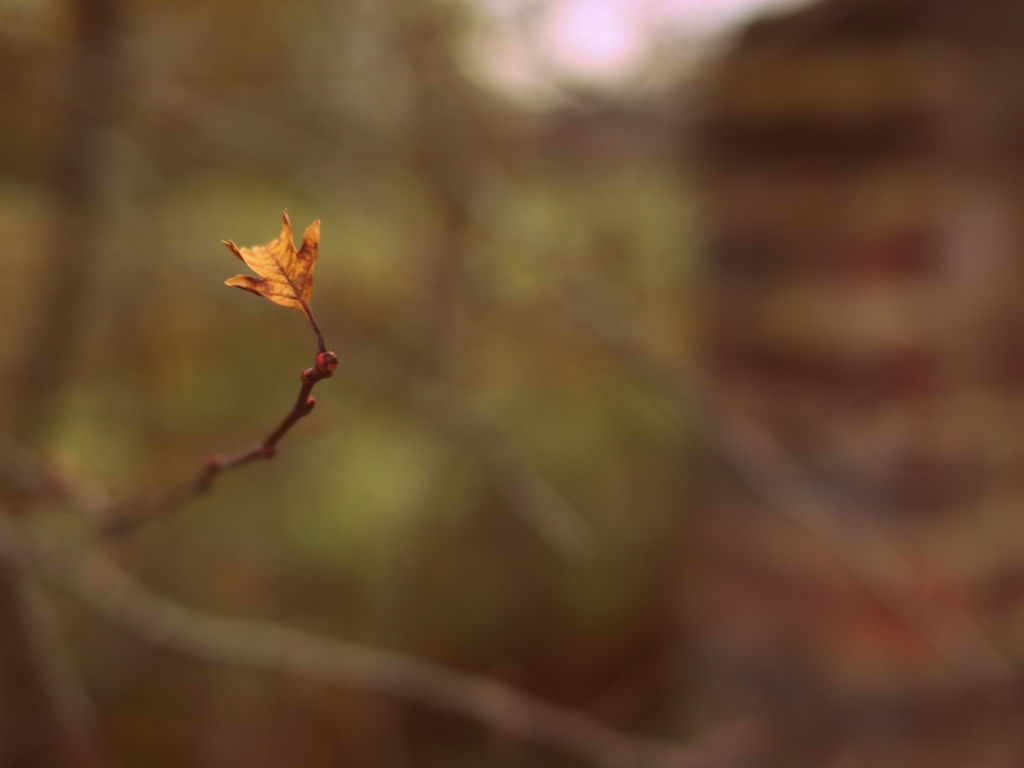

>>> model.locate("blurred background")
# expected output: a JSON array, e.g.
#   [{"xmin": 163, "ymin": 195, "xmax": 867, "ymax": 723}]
[{"xmin": 5, "ymin": 0, "xmax": 1024, "ymax": 765}]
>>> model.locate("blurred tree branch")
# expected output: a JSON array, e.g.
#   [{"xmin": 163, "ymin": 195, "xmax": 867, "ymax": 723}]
[
  {"xmin": 321, "ymin": 319, "xmax": 598, "ymax": 554},
  {"xmin": 554, "ymin": 269, "xmax": 1024, "ymax": 719},
  {"xmin": 15, "ymin": 580, "xmax": 118, "ymax": 768},
  {"xmin": 0, "ymin": 504, "xmax": 724, "ymax": 768}
]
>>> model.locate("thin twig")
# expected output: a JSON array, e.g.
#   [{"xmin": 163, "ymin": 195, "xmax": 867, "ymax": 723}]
[
  {"xmin": 98, "ymin": 350, "xmax": 339, "ymax": 535},
  {"xmin": 0, "ymin": 334, "xmax": 597, "ymax": 556},
  {"xmin": 0, "ymin": 511, "xmax": 726, "ymax": 768}
]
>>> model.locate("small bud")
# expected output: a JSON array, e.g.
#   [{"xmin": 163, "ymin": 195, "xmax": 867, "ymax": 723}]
[
  {"xmin": 317, "ymin": 351, "xmax": 339, "ymax": 375},
  {"xmin": 204, "ymin": 454, "xmax": 220, "ymax": 471},
  {"xmin": 305, "ymin": 396, "xmax": 316, "ymax": 412},
  {"xmin": 262, "ymin": 444, "xmax": 277, "ymax": 458},
  {"xmin": 300, "ymin": 369, "xmax": 313, "ymax": 384}
]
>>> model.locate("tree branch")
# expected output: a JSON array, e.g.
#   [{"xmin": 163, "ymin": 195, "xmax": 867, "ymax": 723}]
[
  {"xmin": 0, "ymin": 324, "xmax": 598, "ymax": 556},
  {"xmin": 556, "ymin": 271, "xmax": 1024, "ymax": 716},
  {"xmin": 98, "ymin": 350, "xmax": 338, "ymax": 535},
  {"xmin": 16, "ymin": 579, "xmax": 118, "ymax": 768},
  {"xmin": 0, "ymin": 510, "xmax": 725, "ymax": 768}
]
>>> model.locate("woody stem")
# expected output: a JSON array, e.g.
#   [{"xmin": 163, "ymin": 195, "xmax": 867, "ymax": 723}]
[{"xmin": 101, "ymin": 349, "xmax": 339, "ymax": 535}]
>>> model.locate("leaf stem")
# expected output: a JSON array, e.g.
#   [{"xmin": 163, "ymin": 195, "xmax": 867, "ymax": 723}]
[{"xmin": 304, "ymin": 303, "xmax": 326, "ymax": 354}]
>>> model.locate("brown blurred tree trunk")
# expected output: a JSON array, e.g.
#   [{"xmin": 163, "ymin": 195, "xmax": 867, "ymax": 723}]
[
  {"xmin": 7, "ymin": 0, "xmax": 123, "ymax": 441},
  {"xmin": 0, "ymin": 0, "xmax": 123, "ymax": 765}
]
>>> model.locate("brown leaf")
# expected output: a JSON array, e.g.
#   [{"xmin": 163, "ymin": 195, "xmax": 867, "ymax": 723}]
[{"xmin": 223, "ymin": 211, "xmax": 320, "ymax": 324}]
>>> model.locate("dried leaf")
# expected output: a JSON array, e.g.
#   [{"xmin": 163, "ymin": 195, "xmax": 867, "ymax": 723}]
[{"xmin": 223, "ymin": 211, "xmax": 320, "ymax": 324}]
